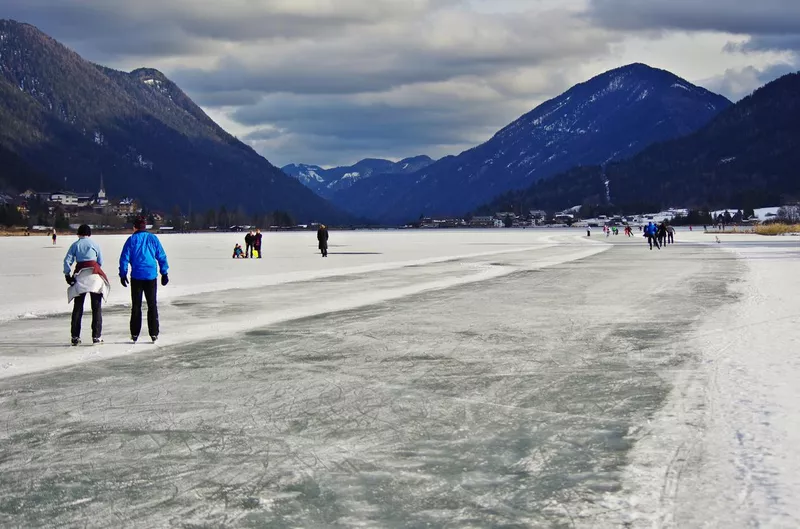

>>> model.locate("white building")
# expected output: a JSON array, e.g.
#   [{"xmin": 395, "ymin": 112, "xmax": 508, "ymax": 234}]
[{"xmin": 50, "ymin": 191, "xmax": 79, "ymax": 206}]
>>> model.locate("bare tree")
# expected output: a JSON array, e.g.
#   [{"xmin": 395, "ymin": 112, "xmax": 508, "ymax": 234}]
[{"xmin": 777, "ymin": 205, "xmax": 800, "ymax": 223}]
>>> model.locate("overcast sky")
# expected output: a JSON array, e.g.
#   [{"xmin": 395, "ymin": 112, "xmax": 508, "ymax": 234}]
[{"xmin": 4, "ymin": 0, "xmax": 799, "ymax": 167}]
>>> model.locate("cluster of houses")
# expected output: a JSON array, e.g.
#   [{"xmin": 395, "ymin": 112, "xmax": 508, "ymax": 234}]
[
  {"xmin": 1, "ymin": 177, "xmax": 149, "ymax": 227},
  {"xmin": 417, "ymin": 210, "xmax": 563, "ymax": 228}
]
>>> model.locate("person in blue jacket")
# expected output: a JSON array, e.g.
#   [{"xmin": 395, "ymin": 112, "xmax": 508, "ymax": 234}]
[
  {"xmin": 63, "ymin": 224, "xmax": 107, "ymax": 345},
  {"xmin": 119, "ymin": 216, "xmax": 169, "ymax": 343},
  {"xmin": 644, "ymin": 222, "xmax": 660, "ymax": 250}
]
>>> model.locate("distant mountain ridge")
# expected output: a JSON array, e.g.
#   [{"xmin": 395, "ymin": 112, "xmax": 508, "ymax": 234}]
[
  {"xmin": 480, "ymin": 72, "xmax": 800, "ymax": 213},
  {"xmin": 330, "ymin": 63, "xmax": 731, "ymax": 223},
  {"xmin": 282, "ymin": 155, "xmax": 434, "ymax": 198},
  {"xmin": 0, "ymin": 20, "xmax": 351, "ymax": 222}
]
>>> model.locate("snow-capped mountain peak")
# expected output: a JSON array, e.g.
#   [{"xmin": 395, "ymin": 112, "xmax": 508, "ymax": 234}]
[{"xmin": 282, "ymin": 156, "xmax": 434, "ymax": 198}]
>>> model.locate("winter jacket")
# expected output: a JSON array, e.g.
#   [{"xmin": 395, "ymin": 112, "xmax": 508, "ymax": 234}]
[
  {"xmin": 119, "ymin": 231, "xmax": 169, "ymax": 280},
  {"xmin": 317, "ymin": 228, "xmax": 329, "ymax": 249},
  {"xmin": 68, "ymin": 267, "xmax": 110, "ymax": 304},
  {"xmin": 63, "ymin": 237, "xmax": 103, "ymax": 275}
]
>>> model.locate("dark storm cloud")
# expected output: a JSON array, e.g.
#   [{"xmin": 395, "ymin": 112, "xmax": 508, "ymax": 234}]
[
  {"xmin": 735, "ymin": 35, "xmax": 800, "ymax": 53},
  {"xmin": 242, "ymin": 128, "xmax": 283, "ymax": 142},
  {"xmin": 236, "ymin": 98, "xmax": 489, "ymax": 144},
  {"xmin": 1, "ymin": 0, "xmax": 436, "ymax": 60},
  {"xmin": 587, "ymin": 0, "xmax": 800, "ymax": 35},
  {"xmin": 190, "ymin": 90, "xmax": 265, "ymax": 108},
  {"xmin": 234, "ymin": 90, "xmax": 520, "ymax": 166},
  {"xmin": 174, "ymin": 51, "xmax": 547, "ymax": 98}
]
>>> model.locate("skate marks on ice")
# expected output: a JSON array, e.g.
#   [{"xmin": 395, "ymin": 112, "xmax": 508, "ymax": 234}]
[
  {"xmin": 0, "ymin": 238, "xmax": 605, "ymax": 379},
  {"xmin": 0, "ymin": 243, "xmax": 741, "ymax": 527}
]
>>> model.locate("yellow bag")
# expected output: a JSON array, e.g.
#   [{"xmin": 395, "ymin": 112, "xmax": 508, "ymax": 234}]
[{"xmin": 252, "ymin": 249, "xmax": 259, "ymax": 258}]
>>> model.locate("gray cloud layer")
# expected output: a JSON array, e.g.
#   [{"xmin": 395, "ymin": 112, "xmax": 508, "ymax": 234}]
[{"xmin": 587, "ymin": 0, "xmax": 800, "ymax": 35}]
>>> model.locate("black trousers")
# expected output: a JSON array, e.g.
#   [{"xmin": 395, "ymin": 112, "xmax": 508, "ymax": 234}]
[
  {"xmin": 71, "ymin": 293, "xmax": 102, "ymax": 339},
  {"xmin": 130, "ymin": 279, "xmax": 159, "ymax": 338},
  {"xmin": 668, "ymin": 233, "xmax": 674, "ymax": 244},
  {"xmin": 245, "ymin": 243, "xmax": 253, "ymax": 257}
]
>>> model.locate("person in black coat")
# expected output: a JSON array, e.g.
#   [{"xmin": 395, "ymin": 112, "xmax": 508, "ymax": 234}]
[
  {"xmin": 244, "ymin": 230, "xmax": 254, "ymax": 258},
  {"xmin": 317, "ymin": 224, "xmax": 329, "ymax": 257}
]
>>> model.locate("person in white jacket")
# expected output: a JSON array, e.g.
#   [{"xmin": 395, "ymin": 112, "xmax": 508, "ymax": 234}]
[{"xmin": 64, "ymin": 224, "xmax": 110, "ymax": 345}]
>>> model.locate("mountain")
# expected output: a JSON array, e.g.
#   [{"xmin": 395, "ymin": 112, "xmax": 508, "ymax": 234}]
[
  {"xmin": 480, "ymin": 72, "xmax": 800, "ymax": 214},
  {"xmin": 0, "ymin": 20, "xmax": 351, "ymax": 222},
  {"xmin": 331, "ymin": 63, "xmax": 731, "ymax": 223},
  {"xmin": 282, "ymin": 155, "xmax": 434, "ymax": 199}
]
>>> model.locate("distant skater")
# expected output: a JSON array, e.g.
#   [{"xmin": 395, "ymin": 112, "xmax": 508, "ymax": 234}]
[
  {"xmin": 657, "ymin": 222, "xmax": 667, "ymax": 247},
  {"xmin": 51, "ymin": 229, "xmax": 57, "ymax": 245},
  {"xmin": 63, "ymin": 224, "xmax": 109, "ymax": 346},
  {"xmin": 254, "ymin": 229, "xmax": 263, "ymax": 258},
  {"xmin": 317, "ymin": 224, "xmax": 329, "ymax": 257},
  {"xmin": 667, "ymin": 225, "xmax": 675, "ymax": 244},
  {"xmin": 119, "ymin": 216, "xmax": 169, "ymax": 343},
  {"xmin": 586, "ymin": 227, "xmax": 591, "ymax": 237}
]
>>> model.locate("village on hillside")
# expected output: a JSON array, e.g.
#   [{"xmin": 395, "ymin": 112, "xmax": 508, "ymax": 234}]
[
  {"xmin": 0, "ymin": 177, "xmax": 145, "ymax": 231},
  {"xmin": 0, "ymin": 178, "xmax": 301, "ymax": 232}
]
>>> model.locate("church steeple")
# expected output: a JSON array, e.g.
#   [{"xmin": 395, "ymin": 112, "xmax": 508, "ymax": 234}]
[{"xmin": 97, "ymin": 174, "xmax": 108, "ymax": 204}]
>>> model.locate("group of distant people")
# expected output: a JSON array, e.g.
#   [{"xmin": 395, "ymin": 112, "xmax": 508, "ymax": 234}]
[
  {"xmin": 586, "ymin": 222, "xmax": 676, "ymax": 250},
  {"xmin": 63, "ymin": 217, "xmax": 169, "ymax": 346},
  {"xmin": 587, "ymin": 225, "xmax": 636, "ymax": 237},
  {"xmin": 232, "ymin": 225, "xmax": 330, "ymax": 258},
  {"xmin": 233, "ymin": 229, "xmax": 263, "ymax": 258}
]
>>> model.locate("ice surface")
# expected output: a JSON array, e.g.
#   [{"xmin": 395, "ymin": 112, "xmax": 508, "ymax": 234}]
[{"xmin": 0, "ymin": 229, "xmax": 798, "ymax": 527}]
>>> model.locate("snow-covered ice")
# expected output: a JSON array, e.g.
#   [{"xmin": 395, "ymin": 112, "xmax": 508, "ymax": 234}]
[{"xmin": 0, "ymin": 229, "xmax": 798, "ymax": 527}]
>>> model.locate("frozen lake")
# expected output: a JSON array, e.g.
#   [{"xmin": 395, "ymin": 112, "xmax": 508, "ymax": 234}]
[{"xmin": 0, "ymin": 229, "xmax": 798, "ymax": 527}]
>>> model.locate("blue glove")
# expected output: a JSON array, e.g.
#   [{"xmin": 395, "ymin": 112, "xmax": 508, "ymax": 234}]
[
  {"xmin": 161, "ymin": 274, "xmax": 169, "ymax": 286},
  {"xmin": 120, "ymin": 275, "xmax": 129, "ymax": 287}
]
